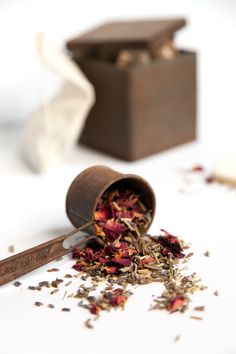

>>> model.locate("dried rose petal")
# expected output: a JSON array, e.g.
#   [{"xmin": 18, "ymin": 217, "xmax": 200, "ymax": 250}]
[
  {"xmin": 94, "ymin": 206, "xmax": 112, "ymax": 221},
  {"xmin": 159, "ymin": 230, "xmax": 185, "ymax": 259},
  {"xmin": 110, "ymin": 295, "xmax": 127, "ymax": 307},
  {"xmin": 140, "ymin": 257, "xmax": 155, "ymax": 265},
  {"xmin": 114, "ymin": 249, "xmax": 136, "ymax": 258},
  {"xmin": 114, "ymin": 210, "xmax": 133, "ymax": 219},
  {"xmin": 99, "ymin": 257, "xmax": 109, "ymax": 264},
  {"xmin": 109, "ymin": 289, "xmax": 128, "ymax": 307},
  {"xmin": 103, "ymin": 219, "xmax": 125, "ymax": 240},
  {"xmin": 103, "ymin": 244, "xmax": 117, "ymax": 255},
  {"xmin": 111, "ymin": 258, "xmax": 132, "ymax": 267},
  {"xmin": 73, "ymin": 263, "xmax": 84, "ymax": 271},
  {"xmin": 90, "ymin": 303, "xmax": 100, "ymax": 315},
  {"xmin": 168, "ymin": 296, "xmax": 187, "ymax": 313},
  {"xmin": 105, "ymin": 266, "xmax": 119, "ymax": 274},
  {"xmin": 72, "ymin": 247, "xmax": 83, "ymax": 259},
  {"xmin": 119, "ymin": 242, "xmax": 129, "ymax": 250},
  {"xmin": 118, "ymin": 195, "xmax": 139, "ymax": 208},
  {"xmin": 87, "ymin": 248, "xmax": 95, "ymax": 260}
]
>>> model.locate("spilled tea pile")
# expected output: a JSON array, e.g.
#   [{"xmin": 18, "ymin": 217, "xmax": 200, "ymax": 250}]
[
  {"xmin": 71, "ymin": 188, "xmax": 205, "ymax": 316},
  {"xmin": 18, "ymin": 188, "xmax": 207, "ymax": 327},
  {"xmin": 72, "ymin": 230, "xmax": 204, "ymax": 316}
]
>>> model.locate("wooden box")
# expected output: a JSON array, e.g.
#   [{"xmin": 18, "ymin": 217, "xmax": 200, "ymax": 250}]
[{"xmin": 66, "ymin": 19, "xmax": 196, "ymax": 161}]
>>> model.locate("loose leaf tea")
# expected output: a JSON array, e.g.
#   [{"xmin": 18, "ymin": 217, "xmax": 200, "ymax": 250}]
[
  {"xmin": 82, "ymin": 288, "xmax": 131, "ymax": 315},
  {"xmin": 8, "ymin": 245, "xmax": 15, "ymax": 253},
  {"xmin": 190, "ymin": 315, "xmax": 203, "ymax": 321},
  {"xmin": 13, "ymin": 281, "xmax": 21, "ymax": 287},
  {"xmin": 27, "ymin": 187, "xmax": 207, "ymax": 328},
  {"xmin": 191, "ymin": 165, "xmax": 205, "ymax": 172},
  {"xmin": 48, "ymin": 304, "xmax": 55, "ymax": 309},
  {"xmin": 174, "ymin": 335, "xmax": 181, "ymax": 342},
  {"xmin": 204, "ymin": 251, "xmax": 210, "ymax": 257},
  {"xmin": 47, "ymin": 268, "xmax": 60, "ymax": 272},
  {"xmin": 72, "ymin": 229, "xmax": 203, "ymax": 317},
  {"xmin": 61, "ymin": 307, "xmax": 70, "ymax": 312},
  {"xmin": 93, "ymin": 188, "xmax": 152, "ymax": 241},
  {"xmin": 70, "ymin": 188, "xmax": 205, "ymax": 318}
]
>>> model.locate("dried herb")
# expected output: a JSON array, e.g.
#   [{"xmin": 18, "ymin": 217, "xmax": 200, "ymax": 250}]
[
  {"xmin": 28, "ymin": 286, "xmax": 37, "ymax": 290},
  {"xmin": 65, "ymin": 281, "xmax": 72, "ymax": 287},
  {"xmin": 90, "ymin": 303, "xmax": 100, "ymax": 315},
  {"xmin": 194, "ymin": 306, "xmax": 205, "ymax": 312},
  {"xmin": 205, "ymin": 176, "xmax": 215, "ymax": 184},
  {"xmin": 204, "ymin": 251, "xmax": 210, "ymax": 257},
  {"xmin": 190, "ymin": 316, "xmax": 203, "ymax": 320},
  {"xmin": 51, "ymin": 278, "xmax": 63, "ymax": 288},
  {"xmin": 86, "ymin": 288, "xmax": 131, "ymax": 315},
  {"xmin": 71, "ymin": 186, "xmax": 204, "ymax": 318},
  {"xmin": 174, "ymin": 335, "xmax": 181, "ymax": 342},
  {"xmin": 48, "ymin": 304, "xmax": 55, "ymax": 309},
  {"xmin": 85, "ymin": 319, "xmax": 93, "ymax": 329},
  {"xmin": 47, "ymin": 268, "xmax": 59, "ymax": 272},
  {"xmin": 50, "ymin": 289, "xmax": 59, "ymax": 295},
  {"xmin": 214, "ymin": 290, "xmax": 219, "ymax": 296},
  {"xmin": 13, "ymin": 281, "xmax": 21, "ymax": 287},
  {"xmin": 186, "ymin": 252, "xmax": 194, "ymax": 258},
  {"xmin": 34, "ymin": 301, "xmax": 43, "ymax": 307},
  {"xmin": 38, "ymin": 281, "xmax": 50, "ymax": 288},
  {"xmin": 64, "ymin": 274, "xmax": 73, "ymax": 278},
  {"xmin": 8, "ymin": 245, "xmax": 15, "ymax": 253},
  {"xmin": 61, "ymin": 308, "xmax": 70, "ymax": 312}
]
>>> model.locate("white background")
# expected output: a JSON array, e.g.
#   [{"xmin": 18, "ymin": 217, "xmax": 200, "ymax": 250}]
[
  {"xmin": 0, "ymin": 0, "xmax": 236, "ymax": 156},
  {"xmin": 0, "ymin": 1, "xmax": 236, "ymax": 354}
]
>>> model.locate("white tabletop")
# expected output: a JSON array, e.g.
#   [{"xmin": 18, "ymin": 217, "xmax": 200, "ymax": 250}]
[{"xmin": 0, "ymin": 127, "xmax": 235, "ymax": 354}]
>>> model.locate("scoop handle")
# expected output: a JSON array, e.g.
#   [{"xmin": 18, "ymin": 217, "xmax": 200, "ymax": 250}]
[{"xmin": 0, "ymin": 222, "xmax": 91, "ymax": 286}]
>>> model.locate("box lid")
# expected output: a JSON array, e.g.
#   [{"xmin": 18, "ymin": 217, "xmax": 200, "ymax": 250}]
[{"xmin": 66, "ymin": 19, "xmax": 186, "ymax": 53}]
